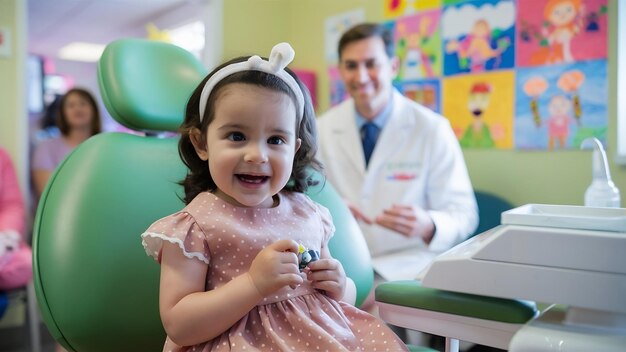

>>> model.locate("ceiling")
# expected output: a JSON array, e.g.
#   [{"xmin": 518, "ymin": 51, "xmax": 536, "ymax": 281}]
[{"xmin": 27, "ymin": 0, "xmax": 202, "ymax": 59}]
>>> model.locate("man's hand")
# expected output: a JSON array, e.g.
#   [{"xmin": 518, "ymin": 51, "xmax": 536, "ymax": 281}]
[
  {"xmin": 375, "ymin": 204, "xmax": 435, "ymax": 243},
  {"xmin": 346, "ymin": 202, "xmax": 373, "ymax": 224}
]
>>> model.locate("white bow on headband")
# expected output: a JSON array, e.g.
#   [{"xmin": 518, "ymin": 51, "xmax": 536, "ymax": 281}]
[{"xmin": 198, "ymin": 42, "xmax": 305, "ymax": 121}]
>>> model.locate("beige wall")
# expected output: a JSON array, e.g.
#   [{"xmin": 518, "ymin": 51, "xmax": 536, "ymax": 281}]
[
  {"xmin": 224, "ymin": 0, "xmax": 625, "ymax": 207},
  {"xmin": 222, "ymin": 0, "xmax": 290, "ymax": 59},
  {"xmin": 0, "ymin": 0, "xmax": 28, "ymax": 197},
  {"xmin": 223, "ymin": 0, "xmax": 381, "ymax": 110}
]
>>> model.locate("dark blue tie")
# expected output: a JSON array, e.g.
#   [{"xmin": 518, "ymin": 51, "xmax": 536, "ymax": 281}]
[{"xmin": 361, "ymin": 122, "xmax": 379, "ymax": 167}]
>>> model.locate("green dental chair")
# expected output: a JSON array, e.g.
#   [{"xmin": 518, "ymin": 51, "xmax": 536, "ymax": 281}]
[{"xmin": 32, "ymin": 39, "xmax": 374, "ymax": 351}]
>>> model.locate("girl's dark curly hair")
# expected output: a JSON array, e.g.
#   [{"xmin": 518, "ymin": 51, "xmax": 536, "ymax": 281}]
[{"xmin": 179, "ymin": 56, "xmax": 323, "ymax": 204}]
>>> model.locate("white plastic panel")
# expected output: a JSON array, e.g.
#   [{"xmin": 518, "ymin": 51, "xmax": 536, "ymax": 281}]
[
  {"xmin": 420, "ymin": 224, "xmax": 626, "ymax": 314},
  {"xmin": 501, "ymin": 204, "xmax": 626, "ymax": 232}
]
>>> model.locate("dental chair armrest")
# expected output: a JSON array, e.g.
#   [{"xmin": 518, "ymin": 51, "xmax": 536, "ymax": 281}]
[{"xmin": 375, "ymin": 280, "xmax": 537, "ymax": 323}]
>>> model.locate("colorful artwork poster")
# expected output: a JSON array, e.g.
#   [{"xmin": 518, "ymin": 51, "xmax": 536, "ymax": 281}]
[
  {"xmin": 414, "ymin": 0, "xmax": 441, "ymax": 11},
  {"xmin": 383, "ymin": 20, "xmax": 397, "ymax": 42},
  {"xmin": 394, "ymin": 10, "xmax": 442, "ymax": 80},
  {"xmin": 516, "ymin": 0, "xmax": 608, "ymax": 67},
  {"xmin": 328, "ymin": 66, "xmax": 348, "ymax": 107},
  {"xmin": 324, "ymin": 9, "xmax": 366, "ymax": 64},
  {"xmin": 443, "ymin": 0, "xmax": 466, "ymax": 5},
  {"xmin": 293, "ymin": 69, "xmax": 318, "ymax": 109},
  {"xmin": 442, "ymin": 70, "xmax": 515, "ymax": 149},
  {"xmin": 515, "ymin": 59, "xmax": 607, "ymax": 150},
  {"xmin": 397, "ymin": 78, "xmax": 441, "ymax": 113},
  {"xmin": 384, "ymin": 0, "xmax": 441, "ymax": 19},
  {"xmin": 442, "ymin": 0, "xmax": 516, "ymax": 76}
]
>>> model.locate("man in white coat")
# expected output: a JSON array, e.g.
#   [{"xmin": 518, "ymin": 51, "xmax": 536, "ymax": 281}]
[{"xmin": 317, "ymin": 23, "xmax": 478, "ymax": 294}]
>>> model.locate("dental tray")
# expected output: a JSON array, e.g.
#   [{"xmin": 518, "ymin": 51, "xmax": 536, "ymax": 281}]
[{"xmin": 501, "ymin": 204, "xmax": 626, "ymax": 232}]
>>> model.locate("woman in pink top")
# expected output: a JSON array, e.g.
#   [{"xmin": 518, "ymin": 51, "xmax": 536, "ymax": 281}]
[
  {"xmin": 0, "ymin": 147, "xmax": 32, "ymax": 291},
  {"xmin": 141, "ymin": 43, "xmax": 407, "ymax": 351},
  {"xmin": 31, "ymin": 88, "xmax": 101, "ymax": 197},
  {"xmin": 0, "ymin": 148, "xmax": 25, "ymax": 236}
]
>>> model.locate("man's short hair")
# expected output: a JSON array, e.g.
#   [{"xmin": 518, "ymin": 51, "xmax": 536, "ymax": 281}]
[{"xmin": 338, "ymin": 23, "xmax": 394, "ymax": 60}]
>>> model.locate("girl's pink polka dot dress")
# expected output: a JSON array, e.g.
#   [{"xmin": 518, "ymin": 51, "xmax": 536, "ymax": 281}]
[{"xmin": 142, "ymin": 191, "xmax": 407, "ymax": 352}]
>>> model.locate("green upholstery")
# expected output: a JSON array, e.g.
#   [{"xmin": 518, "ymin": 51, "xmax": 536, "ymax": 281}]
[
  {"xmin": 473, "ymin": 190, "xmax": 514, "ymax": 237},
  {"xmin": 307, "ymin": 178, "xmax": 374, "ymax": 307},
  {"xmin": 376, "ymin": 280, "xmax": 537, "ymax": 324},
  {"xmin": 32, "ymin": 38, "xmax": 373, "ymax": 351},
  {"xmin": 33, "ymin": 135, "xmax": 185, "ymax": 351},
  {"xmin": 98, "ymin": 38, "xmax": 207, "ymax": 132}
]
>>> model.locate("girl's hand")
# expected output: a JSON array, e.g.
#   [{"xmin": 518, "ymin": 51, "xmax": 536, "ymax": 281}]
[
  {"xmin": 305, "ymin": 258, "xmax": 346, "ymax": 301},
  {"xmin": 247, "ymin": 239, "xmax": 303, "ymax": 296}
]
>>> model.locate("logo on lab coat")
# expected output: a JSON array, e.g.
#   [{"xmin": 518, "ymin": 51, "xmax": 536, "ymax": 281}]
[{"xmin": 385, "ymin": 161, "xmax": 420, "ymax": 181}]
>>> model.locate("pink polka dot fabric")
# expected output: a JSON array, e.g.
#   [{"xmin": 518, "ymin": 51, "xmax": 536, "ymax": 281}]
[{"xmin": 142, "ymin": 191, "xmax": 407, "ymax": 351}]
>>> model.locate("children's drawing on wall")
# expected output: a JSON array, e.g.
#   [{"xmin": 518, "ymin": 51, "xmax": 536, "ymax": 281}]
[
  {"xmin": 394, "ymin": 11, "xmax": 441, "ymax": 80},
  {"xmin": 397, "ymin": 79, "xmax": 441, "ymax": 113},
  {"xmin": 462, "ymin": 82, "xmax": 496, "ymax": 147},
  {"xmin": 384, "ymin": 0, "xmax": 441, "ymax": 19},
  {"xmin": 522, "ymin": 76, "xmax": 549, "ymax": 129},
  {"xmin": 293, "ymin": 69, "xmax": 318, "ymax": 110},
  {"xmin": 517, "ymin": 0, "xmax": 608, "ymax": 67},
  {"xmin": 442, "ymin": 0, "xmax": 515, "ymax": 76},
  {"xmin": 557, "ymin": 70, "xmax": 585, "ymax": 126},
  {"xmin": 515, "ymin": 60, "xmax": 607, "ymax": 150},
  {"xmin": 324, "ymin": 9, "xmax": 366, "ymax": 65},
  {"xmin": 443, "ymin": 70, "xmax": 514, "ymax": 149},
  {"xmin": 328, "ymin": 66, "xmax": 348, "ymax": 107}
]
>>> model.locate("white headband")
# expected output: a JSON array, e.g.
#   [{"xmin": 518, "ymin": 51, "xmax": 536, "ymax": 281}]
[{"xmin": 198, "ymin": 42, "xmax": 305, "ymax": 121}]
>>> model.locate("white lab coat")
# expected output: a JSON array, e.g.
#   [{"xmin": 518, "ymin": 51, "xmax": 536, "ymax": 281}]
[{"xmin": 317, "ymin": 90, "xmax": 478, "ymax": 280}]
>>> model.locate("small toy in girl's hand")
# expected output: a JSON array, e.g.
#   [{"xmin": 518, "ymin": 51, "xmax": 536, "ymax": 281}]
[{"xmin": 299, "ymin": 248, "xmax": 320, "ymax": 271}]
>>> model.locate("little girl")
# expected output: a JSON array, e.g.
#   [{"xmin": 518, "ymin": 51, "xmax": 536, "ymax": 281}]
[{"xmin": 141, "ymin": 43, "xmax": 407, "ymax": 351}]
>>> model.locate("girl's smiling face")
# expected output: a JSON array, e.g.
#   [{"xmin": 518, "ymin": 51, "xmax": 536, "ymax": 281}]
[{"xmin": 193, "ymin": 83, "xmax": 301, "ymax": 208}]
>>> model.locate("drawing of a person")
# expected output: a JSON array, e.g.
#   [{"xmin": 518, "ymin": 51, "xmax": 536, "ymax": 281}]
[
  {"xmin": 397, "ymin": 18, "xmax": 434, "ymax": 80},
  {"xmin": 403, "ymin": 33, "xmax": 426, "ymax": 79},
  {"xmin": 546, "ymin": 95, "xmax": 576, "ymax": 149},
  {"xmin": 460, "ymin": 82, "xmax": 495, "ymax": 148},
  {"xmin": 446, "ymin": 19, "xmax": 509, "ymax": 72},
  {"xmin": 542, "ymin": 0, "xmax": 584, "ymax": 64}
]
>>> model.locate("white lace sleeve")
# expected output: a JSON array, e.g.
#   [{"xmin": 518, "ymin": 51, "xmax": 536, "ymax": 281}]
[{"xmin": 140, "ymin": 212, "xmax": 209, "ymax": 264}]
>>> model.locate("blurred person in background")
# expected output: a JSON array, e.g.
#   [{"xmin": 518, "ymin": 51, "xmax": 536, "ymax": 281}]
[{"xmin": 31, "ymin": 88, "xmax": 102, "ymax": 197}]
